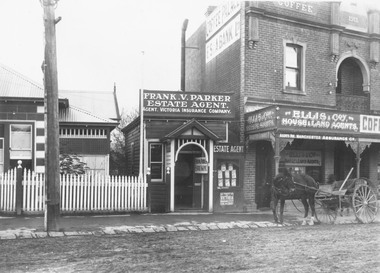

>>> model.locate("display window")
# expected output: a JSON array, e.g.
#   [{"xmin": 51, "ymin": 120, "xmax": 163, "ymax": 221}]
[{"xmin": 216, "ymin": 160, "xmax": 239, "ymax": 188}]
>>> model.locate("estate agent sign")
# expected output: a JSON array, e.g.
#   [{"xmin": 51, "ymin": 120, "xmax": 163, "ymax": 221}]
[
  {"xmin": 245, "ymin": 106, "xmax": 369, "ymax": 141},
  {"xmin": 143, "ymin": 90, "xmax": 235, "ymax": 119}
]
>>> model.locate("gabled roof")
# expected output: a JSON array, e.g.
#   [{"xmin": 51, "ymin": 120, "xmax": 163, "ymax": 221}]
[
  {"xmin": 0, "ymin": 63, "xmax": 120, "ymax": 125},
  {"xmin": 59, "ymin": 90, "xmax": 120, "ymax": 122},
  {"xmin": 163, "ymin": 119, "xmax": 220, "ymax": 141}
]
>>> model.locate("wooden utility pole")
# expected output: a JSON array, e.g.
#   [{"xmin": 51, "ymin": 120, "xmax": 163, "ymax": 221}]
[{"xmin": 42, "ymin": 0, "xmax": 60, "ymax": 231}]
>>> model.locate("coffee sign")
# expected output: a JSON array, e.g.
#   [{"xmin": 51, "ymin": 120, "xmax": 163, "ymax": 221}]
[{"xmin": 143, "ymin": 90, "xmax": 235, "ymax": 119}]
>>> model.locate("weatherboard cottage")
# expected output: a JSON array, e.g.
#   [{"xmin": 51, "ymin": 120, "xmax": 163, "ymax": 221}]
[{"xmin": 122, "ymin": 90, "xmax": 245, "ymax": 213}]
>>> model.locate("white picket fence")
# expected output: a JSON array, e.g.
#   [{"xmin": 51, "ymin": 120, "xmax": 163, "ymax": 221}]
[
  {"xmin": 0, "ymin": 168, "xmax": 148, "ymax": 214},
  {"xmin": 0, "ymin": 168, "xmax": 16, "ymax": 212}
]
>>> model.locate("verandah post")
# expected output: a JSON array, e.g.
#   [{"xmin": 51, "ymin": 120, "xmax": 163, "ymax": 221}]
[
  {"xmin": 146, "ymin": 167, "xmax": 151, "ymax": 213},
  {"xmin": 16, "ymin": 160, "xmax": 23, "ymax": 215}
]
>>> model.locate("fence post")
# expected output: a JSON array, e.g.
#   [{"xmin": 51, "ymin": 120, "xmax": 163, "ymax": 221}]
[
  {"xmin": 146, "ymin": 167, "xmax": 151, "ymax": 213},
  {"xmin": 16, "ymin": 160, "xmax": 23, "ymax": 215}
]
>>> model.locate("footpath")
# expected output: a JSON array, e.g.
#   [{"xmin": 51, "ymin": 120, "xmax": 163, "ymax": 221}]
[{"xmin": 1, "ymin": 200, "xmax": 378, "ymax": 240}]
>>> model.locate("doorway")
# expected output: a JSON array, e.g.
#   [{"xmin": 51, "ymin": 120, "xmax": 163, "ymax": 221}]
[
  {"xmin": 255, "ymin": 141, "xmax": 273, "ymax": 209},
  {"xmin": 174, "ymin": 144, "xmax": 205, "ymax": 210}
]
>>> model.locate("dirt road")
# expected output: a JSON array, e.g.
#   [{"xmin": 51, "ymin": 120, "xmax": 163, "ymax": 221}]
[{"xmin": 1, "ymin": 223, "xmax": 379, "ymax": 272}]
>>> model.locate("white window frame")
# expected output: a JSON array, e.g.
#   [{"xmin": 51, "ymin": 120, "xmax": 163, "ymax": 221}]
[
  {"xmin": 10, "ymin": 124, "xmax": 33, "ymax": 160},
  {"xmin": 149, "ymin": 142, "xmax": 164, "ymax": 182},
  {"xmin": 283, "ymin": 40, "xmax": 306, "ymax": 94}
]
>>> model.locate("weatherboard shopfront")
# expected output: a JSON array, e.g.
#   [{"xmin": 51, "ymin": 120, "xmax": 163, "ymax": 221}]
[
  {"xmin": 245, "ymin": 106, "xmax": 380, "ymax": 208},
  {"xmin": 139, "ymin": 90, "xmax": 244, "ymax": 213}
]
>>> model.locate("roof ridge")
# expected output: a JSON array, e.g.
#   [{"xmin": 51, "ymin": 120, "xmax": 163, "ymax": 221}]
[
  {"xmin": 0, "ymin": 63, "xmax": 43, "ymax": 90},
  {"xmin": 59, "ymin": 90, "xmax": 113, "ymax": 94}
]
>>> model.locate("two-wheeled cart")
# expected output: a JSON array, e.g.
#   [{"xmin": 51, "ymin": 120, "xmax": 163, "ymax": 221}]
[{"xmin": 314, "ymin": 168, "xmax": 378, "ymax": 224}]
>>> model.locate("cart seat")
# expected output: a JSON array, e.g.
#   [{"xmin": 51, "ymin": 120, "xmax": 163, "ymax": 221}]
[{"xmin": 316, "ymin": 184, "xmax": 347, "ymax": 196}]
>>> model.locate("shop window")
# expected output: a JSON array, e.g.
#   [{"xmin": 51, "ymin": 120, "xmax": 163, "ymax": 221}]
[
  {"xmin": 149, "ymin": 143, "xmax": 163, "ymax": 181},
  {"xmin": 283, "ymin": 42, "xmax": 305, "ymax": 93},
  {"xmin": 10, "ymin": 124, "xmax": 32, "ymax": 160},
  {"xmin": 217, "ymin": 161, "xmax": 239, "ymax": 188}
]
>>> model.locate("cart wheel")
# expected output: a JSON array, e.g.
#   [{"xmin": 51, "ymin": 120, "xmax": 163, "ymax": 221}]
[
  {"xmin": 314, "ymin": 198, "xmax": 337, "ymax": 224},
  {"xmin": 352, "ymin": 184, "xmax": 378, "ymax": 224}
]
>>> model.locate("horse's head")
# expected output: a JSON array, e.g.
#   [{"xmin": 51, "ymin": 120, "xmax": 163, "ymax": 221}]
[{"xmin": 272, "ymin": 172, "xmax": 295, "ymax": 195}]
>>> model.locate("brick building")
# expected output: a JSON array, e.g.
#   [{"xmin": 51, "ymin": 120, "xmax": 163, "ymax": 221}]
[
  {"xmin": 184, "ymin": 1, "xmax": 380, "ymax": 211},
  {"xmin": 0, "ymin": 63, "xmax": 120, "ymax": 175}
]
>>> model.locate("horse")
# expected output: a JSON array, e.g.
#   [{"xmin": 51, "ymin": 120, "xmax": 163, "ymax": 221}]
[{"xmin": 271, "ymin": 169, "xmax": 319, "ymax": 225}]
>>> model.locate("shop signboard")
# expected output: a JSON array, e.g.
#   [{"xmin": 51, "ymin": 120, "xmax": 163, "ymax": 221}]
[
  {"xmin": 143, "ymin": 90, "xmax": 235, "ymax": 119},
  {"xmin": 279, "ymin": 133, "xmax": 357, "ymax": 142},
  {"xmin": 245, "ymin": 106, "xmax": 276, "ymax": 134},
  {"xmin": 213, "ymin": 143, "xmax": 244, "ymax": 153},
  {"xmin": 220, "ymin": 192, "xmax": 234, "ymax": 206},
  {"xmin": 281, "ymin": 150, "xmax": 322, "ymax": 166},
  {"xmin": 194, "ymin": 157, "xmax": 208, "ymax": 174},
  {"xmin": 277, "ymin": 107, "xmax": 360, "ymax": 135},
  {"xmin": 360, "ymin": 114, "xmax": 380, "ymax": 135}
]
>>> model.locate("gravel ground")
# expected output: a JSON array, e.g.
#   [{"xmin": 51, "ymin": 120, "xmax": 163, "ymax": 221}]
[{"xmin": 0, "ymin": 223, "xmax": 379, "ymax": 273}]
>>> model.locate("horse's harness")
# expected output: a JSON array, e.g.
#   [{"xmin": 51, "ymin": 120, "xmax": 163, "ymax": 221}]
[{"xmin": 272, "ymin": 175, "xmax": 318, "ymax": 197}]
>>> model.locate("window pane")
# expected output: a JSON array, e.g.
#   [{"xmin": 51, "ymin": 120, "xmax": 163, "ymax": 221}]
[
  {"xmin": 286, "ymin": 46, "xmax": 299, "ymax": 68},
  {"xmin": 151, "ymin": 144, "xmax": 162, "ymax": 162},
  {"xmin": 286, "ymin": 68, "xmax": 299, "ymax": 88},
  {"xmin": 151, "ymin": 163, "xmax": 162, "ymax": 179},
  {"xmin": 11, "ymin": 125, "xmax": 32, "ymax": 149}
]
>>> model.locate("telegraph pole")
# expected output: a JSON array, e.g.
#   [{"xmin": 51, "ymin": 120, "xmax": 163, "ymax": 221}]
[{"xmin": 42, "ymin": 0, "xmax": 60, "ymax": 231}]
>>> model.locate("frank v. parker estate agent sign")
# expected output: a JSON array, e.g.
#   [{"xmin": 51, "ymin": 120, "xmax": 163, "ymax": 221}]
[{"xmin": 143, "ymin": 90, "xmax": 235, "ymax": 119}]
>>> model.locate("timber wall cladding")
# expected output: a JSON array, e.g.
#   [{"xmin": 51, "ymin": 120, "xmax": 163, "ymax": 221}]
[
  {"xmin": 60, "ymin": 138, "xmax": 110, "ymax": 154},
  {"xmin": 125, "ymin": 123, "xmax": 140, "ymax": 176}
]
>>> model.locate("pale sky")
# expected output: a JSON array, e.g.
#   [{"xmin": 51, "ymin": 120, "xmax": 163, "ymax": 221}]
[
  {"xmin": 0, "ymin": 1, "xmax": 379, "ymax": 113},
  {"xmin": 0, "ymin": 0, "xmax": 217, "ymax": 112}
]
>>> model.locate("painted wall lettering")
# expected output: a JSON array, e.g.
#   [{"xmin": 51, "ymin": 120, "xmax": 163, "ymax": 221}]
[
  {"xmin": 214, "ymin": 144, "xmax": 244, "ymax": 153},
  {"xmin": 206, "ymin": 14, "xmax": 240, "ymax": 63},
  {"xmin": 276, "ymin": 1, "xmax": 315, "ymax": 14},
  {"xmin": 206, "ymin": 1, "xmax": 241, "ymax": 40},
  {"xmin": 281, "ymin": 150, "xmax": 322, "ymax": 166}
]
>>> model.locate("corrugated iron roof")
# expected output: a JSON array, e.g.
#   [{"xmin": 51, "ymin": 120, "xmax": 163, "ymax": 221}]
[
  {"xmin": 0, "ymin": 63, "xmax": 44, "ymax": 98},
  {"xmin": 59, "ymin": 105, "xmax": 118, "ymax": 124},
  {"xmin": 59, "ymin": 90, "xmax": 120, "ymax": 121},
  {"xmin": 0, "ymin": 63, "xmax": 120, "ymax": 125}
]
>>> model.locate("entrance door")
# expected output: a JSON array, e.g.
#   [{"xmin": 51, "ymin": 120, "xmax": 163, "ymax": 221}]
[
  {"xmin": 174, "ymin": 145, "xmax": 204, "ymax": 210},
  {"xmin": 256, "ymin": 141, "xmax": 273, "ymax": 209}
]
